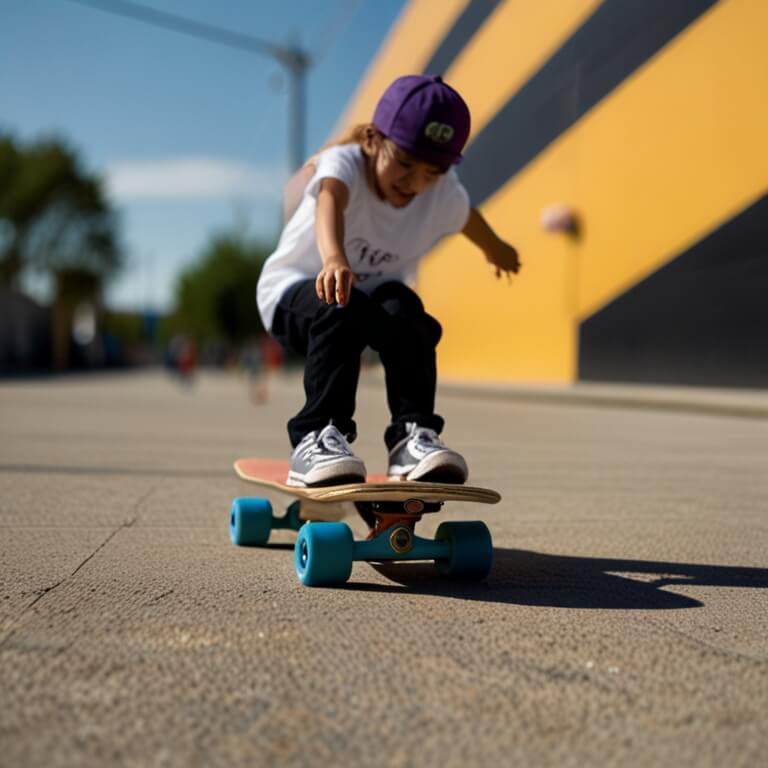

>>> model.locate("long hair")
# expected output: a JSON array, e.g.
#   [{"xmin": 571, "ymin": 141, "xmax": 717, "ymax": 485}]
[
  {"xmin": 323, "ymin": 123, "xmax": 374, "ymax": 150},
  {"xmin": 282, "ymin": 124, "xmax": 377, "ymax": 222}
]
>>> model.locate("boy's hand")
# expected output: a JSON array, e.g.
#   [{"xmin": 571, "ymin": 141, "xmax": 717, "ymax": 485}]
[
  {"xmin": 462, "ymin": 208, "xmax": 521, "ymax": 281},
  {"xmin": 316, "ymin": 257, "xmax": 355, "ymax": 306},
  {"xmin": 485, "ymin": 240, "xmax": 521, "ymax": 280},
  {"xmin": 315, "ymin": 178, "xmax": 353, "ymax": 305}
]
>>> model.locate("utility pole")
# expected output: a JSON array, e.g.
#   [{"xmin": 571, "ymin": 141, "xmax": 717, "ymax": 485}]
[{"xmin": 276, "ymin": 47, "xmax": 311, "ymax": 172}]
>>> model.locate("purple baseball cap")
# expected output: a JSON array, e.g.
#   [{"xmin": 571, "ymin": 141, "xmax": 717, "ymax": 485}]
[{"xmin": 372, "ymin": 74, "xmax": 471, "ymax": 171}]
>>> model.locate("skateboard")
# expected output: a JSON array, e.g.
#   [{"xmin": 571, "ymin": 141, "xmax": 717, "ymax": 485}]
[{"xmin": 231, "ymin": 458, "xmax": 501, "ymax": 587}]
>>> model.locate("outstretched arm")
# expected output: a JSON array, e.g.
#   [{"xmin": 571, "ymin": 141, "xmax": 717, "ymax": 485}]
[
  {"xmin": 462, "ymin": 207, "xmax": 521, "ymax": 279},
  {"xmin": 315, "ymin": 177, "xmax": 355, "ymax": 306}
]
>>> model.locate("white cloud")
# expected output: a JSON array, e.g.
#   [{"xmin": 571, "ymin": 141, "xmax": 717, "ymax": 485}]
[{"xmin": 105, "ymin": 157, "xmax": 285, "ymax": 202}]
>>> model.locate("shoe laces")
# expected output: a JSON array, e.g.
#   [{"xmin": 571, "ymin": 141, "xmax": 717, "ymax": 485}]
[
  {"xmin": 298, "ymin": 425, "xmax": 353, "ymax": 461},
  {"xmin": 406, "ymin": 423, "xmax": 445, "ymax": 450}
]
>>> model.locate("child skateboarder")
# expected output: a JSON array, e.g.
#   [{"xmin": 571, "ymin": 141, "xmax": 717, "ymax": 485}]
[{"xmin": 257, "ymin": 74, "xmax": 521, "ymax": 487}]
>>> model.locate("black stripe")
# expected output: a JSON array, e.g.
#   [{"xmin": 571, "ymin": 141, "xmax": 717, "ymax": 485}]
[
  {"xmin": 460, "ymin": 0, "xmax": 719, "ymax": 203},
  {"xmin": 579, "ymin": 194, "xmax": 768, "ymax": 387},
  {"xmin": 423, "ymin": 0, "xmax": 503, "ymax": 77}
]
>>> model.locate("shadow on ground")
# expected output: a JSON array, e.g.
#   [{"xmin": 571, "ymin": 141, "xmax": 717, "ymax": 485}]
[{"xmin": 349, "ymin": 548, "xmax": 768, "ymax": 609}]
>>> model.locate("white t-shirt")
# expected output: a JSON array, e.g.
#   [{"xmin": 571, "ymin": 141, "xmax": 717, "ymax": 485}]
[{"xmin": 256, "ymin": 143, "xmax": 470, "ymax": 332}]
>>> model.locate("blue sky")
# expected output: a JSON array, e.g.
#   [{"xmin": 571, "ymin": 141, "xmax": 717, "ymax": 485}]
[{"xmin": 1, "ymin": 0, "xmax": 405, "ymax": 311}]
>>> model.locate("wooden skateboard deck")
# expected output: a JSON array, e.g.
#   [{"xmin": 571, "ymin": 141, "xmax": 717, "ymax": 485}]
[
  {"xmin": 231, "ymin": 458, "xmax": 501, "ymax": 587},
  {"xmin": 234, "ymin": 458, "xmax": 501, "ymax": 506}
]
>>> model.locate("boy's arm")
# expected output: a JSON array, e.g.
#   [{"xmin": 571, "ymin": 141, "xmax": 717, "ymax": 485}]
[
  {"xmin": 315, "ymin": 177, "xmax": 355, "ymax": 306},
  {"xmin": 462, "ymin": 207, "xmax": 521, "ymax": 278}
]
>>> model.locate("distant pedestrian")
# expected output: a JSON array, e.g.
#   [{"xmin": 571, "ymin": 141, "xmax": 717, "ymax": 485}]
[
  {"xmin": 167, "ymin": 334, "xmax": 197, "ymax": 387},
  {"xmin": 246, "ymin": 335, "xmax": 285, "ymax": 405}
]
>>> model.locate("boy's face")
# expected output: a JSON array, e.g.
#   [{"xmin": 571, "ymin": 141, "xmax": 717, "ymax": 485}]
[{"xmin": 371, "ymin": 138, "xmax": 443, "ymax": 208}]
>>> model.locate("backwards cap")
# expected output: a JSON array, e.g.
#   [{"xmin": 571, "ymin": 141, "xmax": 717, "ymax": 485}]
[{"xmin": 372, "ymin": 74, "xmax": 471, "ymax": 171}]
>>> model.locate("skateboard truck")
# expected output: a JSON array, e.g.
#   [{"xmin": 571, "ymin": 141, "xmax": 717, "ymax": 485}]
[
  {"xmin": 356, "ymin": 498, "xmax": 443, "ymax": 544},
  {"xmin": 231, "ymin": 458, "xmax": 500, "ymax": 587},
  {"xmin": 389, "ymin": 526, "xmax": 413, "ymax": 554}
]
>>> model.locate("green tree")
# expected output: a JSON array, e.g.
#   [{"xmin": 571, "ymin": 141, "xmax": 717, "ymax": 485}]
[
  {"xmin": 0, "ymin": 134, "xmax": 122, "ymax": 295},
  {"xmin": 0, "ymin": 133, "xmax": 123, "ymax": 368},
  {"xmin": 171, "ymin": 228, "xmax": 270, "ymax": 349}
]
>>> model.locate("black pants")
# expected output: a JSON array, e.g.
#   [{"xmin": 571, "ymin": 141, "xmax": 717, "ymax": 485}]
[{"xmin": 271, "ymin": 280, "xmax": 445, "ymax": 449}]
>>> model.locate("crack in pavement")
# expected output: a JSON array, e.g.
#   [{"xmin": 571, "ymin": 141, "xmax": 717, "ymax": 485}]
[{"xmin": 0, "ymin": 485, "xmax": 157, "ymax": 651}]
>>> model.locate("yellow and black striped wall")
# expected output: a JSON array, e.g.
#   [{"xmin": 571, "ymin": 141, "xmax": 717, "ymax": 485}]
[{"xmin": 336, "ymin": 0, "xmax": 768, "ymax": 387}]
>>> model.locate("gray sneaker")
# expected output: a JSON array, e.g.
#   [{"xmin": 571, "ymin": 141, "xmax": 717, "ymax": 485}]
[
  {"xmin": 287, "ymin": 424, "xmax": 366, "ymax": 487},
  {"xmin": 387, "ymin": 422, "xmax": 468, "ymax": 483}
]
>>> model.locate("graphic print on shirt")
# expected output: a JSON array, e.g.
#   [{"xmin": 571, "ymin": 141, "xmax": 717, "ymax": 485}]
[{"xmin": 346, "ymin": 237, "xmax": 401, "ymax": 283}]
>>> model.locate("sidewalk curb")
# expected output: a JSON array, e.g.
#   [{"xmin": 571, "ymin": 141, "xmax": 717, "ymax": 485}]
[
  {"xmin": 436, "ymin": 381, "xmax": 768, "ymax": 420},
  {"xmin": 358, "ymin": 369, "xmax": 768, "ymax": 420}
]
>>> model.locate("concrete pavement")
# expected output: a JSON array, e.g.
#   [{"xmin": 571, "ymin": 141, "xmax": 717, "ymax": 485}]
[{"xmin": 1, "ymin": 369, "xmax": 767, "ymax": 767}]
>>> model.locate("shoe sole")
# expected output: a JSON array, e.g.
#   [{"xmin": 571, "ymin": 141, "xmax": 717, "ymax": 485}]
[
  {"xmin": 387, "ymin": 467, "xmax": 467, "ymax": 484},
  {"xmin": 402, "ymin": 466, "xmax": 467, "ymax": 484},
  {"xmin": 388, "ymin": 450, "xmax": 468, "ymax": 484},
  {"xmin": 287, "ymin": 471, "xmax": 366, "ymax": 488}
]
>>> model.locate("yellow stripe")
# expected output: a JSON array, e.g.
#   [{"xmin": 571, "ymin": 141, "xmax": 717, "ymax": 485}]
[
  {"xmin": 333, "ymin": 0, "xmax": 469, "ymax": 136},
  {"xmin": 444, "ymin": 0, "xmax": 602, "ymax": 141},
  {"xmin": 575, "ymin": 0, "xmax": 768, "ymax": 319},
  {"xmin": 419, "ymin": 0, "xmax": 768, "ymax": 381}
]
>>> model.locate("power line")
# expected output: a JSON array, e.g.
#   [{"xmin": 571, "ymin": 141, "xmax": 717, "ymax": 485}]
[
  {"xmin": 64, "ymin": 0, "xmax": 311, "ymax": 168},
  {"xmin": 63, "ymin": 0, "xmax": 310, "ymax": 72}
]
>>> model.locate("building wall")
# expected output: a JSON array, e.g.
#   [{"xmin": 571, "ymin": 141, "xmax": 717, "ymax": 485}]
[
  {"xmin": 0, "ymin": 287, "xmax": 51, "ymax": 373},
  {"xmin": 335, "ymin": 0, "xmax": 768, "ymax": 386}
]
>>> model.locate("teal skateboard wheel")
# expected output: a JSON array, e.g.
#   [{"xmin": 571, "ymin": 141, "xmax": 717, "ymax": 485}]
[
  {"xmin": 434, "ymin": 521, "xmax": 493, "ymax": 579},
  {"xmin": 295, "ymin": 522, "xmax": 354, "ymax": 586},
  {"xmin": 230, "ymin": 497, "xmax": 273, "ymax": 546}
]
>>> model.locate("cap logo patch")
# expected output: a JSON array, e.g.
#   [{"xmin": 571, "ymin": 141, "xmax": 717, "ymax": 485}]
[{"xmin": 425, "ymin": 122, "xmax": 454, "ymax": 144}]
